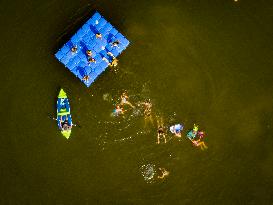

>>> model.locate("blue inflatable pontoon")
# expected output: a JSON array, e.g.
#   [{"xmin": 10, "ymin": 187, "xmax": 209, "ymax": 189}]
[{"xmin": 55, "ymin": 11, "xmax": 130, "ymax": 87}]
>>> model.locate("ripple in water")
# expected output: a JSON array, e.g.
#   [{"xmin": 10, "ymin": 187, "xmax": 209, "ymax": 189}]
[{"xmin": 140, "ymin": 164, "xmax": 156, "ymax": 183}]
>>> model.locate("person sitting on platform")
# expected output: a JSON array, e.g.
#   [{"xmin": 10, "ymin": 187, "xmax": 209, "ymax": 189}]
[
  {"xmin": 96, "ymin": 33, "xmax": 102, "ymax": 39},
  {"xmin": 86, "ymin": 50, "xmax": 92, "ymax": 56},
  {"xmin": 111, "ymin": 40, "xmax": 120, "ymax": 48},
  {"xmin": 82, "ymin": 75, "xmax": 90, "ymax": 82},
  {"xmin": 88, "ymin": 57, "xmax": 96, "ymax": 64},
  {"xmin": 59, "ymin": 119, "xmax": 72, "ymax": 131},
  {"xmin": 71, "ymin": 46, "xmax": 77, "ymax": 53},
  {"xmin": 102, "ymin": 52, "xmax": 118, "ymax": 67},
  {"xmin": 113, "ymin": 105, "xmax": 124, "ymax": 116}
]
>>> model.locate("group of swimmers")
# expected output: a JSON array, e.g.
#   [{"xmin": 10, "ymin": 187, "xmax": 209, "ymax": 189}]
[
  {"xmin": 111, "ymin": 91, "xmax": 208, "ymax": 181},
  {"xmin": 113, "ymin": 91, "xmax": 208, "ymax": 151}
]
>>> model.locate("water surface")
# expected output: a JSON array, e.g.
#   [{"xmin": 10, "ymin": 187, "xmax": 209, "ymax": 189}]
[{"xmin": 0, "ymin": 0, "xmax": 273, "ymax": 204}]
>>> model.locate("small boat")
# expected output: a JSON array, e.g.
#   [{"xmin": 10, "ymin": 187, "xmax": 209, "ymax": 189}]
[{"xmin": 57, "ymin": 89, "xmax": 73, "ymax": 139}]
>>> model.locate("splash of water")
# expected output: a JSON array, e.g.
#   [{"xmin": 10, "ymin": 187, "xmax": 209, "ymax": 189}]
[{"xmin": 140, "ymin": 164, "xmax": 156, "ymax": 183}]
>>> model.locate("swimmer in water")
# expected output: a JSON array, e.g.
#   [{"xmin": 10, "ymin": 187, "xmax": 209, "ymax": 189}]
[
  {"xmin": 139, "ymin": 99, "xmax": 152, "ymax": 117},
  {"xmin": 157, "ymin": 168, "xmax": 169, "ymax": 179},
  {"xmin": 197, "ymin": 130, "xmax": 205, "ymax": 139},
  {"xmin": 120, "ymin": 91, "xmax": 135, "ymax": 108},
  {"xmin": 102, "ymin": 52, "xmax": 118, "ymax": 67},
  {"xmin": 191, "ymin": 138, "xmax": 208, "ymax": 150},
  {"xmin": 193, "ymin": 124, "xmax": 198, "ymax": 133},
  {"xmin": 170, "ymin": 123, "xmax": 183, "ymax": 137},
  {"xmin": 138, "ymin": 99, "xmax": 153, "ymax": 127},
  {"xmin": 113, "ymin": 105, "xmax": 124, "ymax": 116},
  {"xmin": 111, "ymin": 40, "xmax": 120, "ymax": 48},
  {"xmin": 187, "ymin": 130, "xmax": 197, "ymax": 140},
  {"xmin": 157, "ymin": 117, "xmax": 166, "ymax": 144}
]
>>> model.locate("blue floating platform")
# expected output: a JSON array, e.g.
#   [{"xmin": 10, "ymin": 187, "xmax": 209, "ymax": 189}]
[{"xmin": 55, "ymin": 11, "xmax": 130, "ymax": 87}]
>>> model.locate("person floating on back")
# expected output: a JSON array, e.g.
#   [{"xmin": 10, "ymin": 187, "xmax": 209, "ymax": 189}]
[
  {"xmin": 59, "ymin": 119, "xmax": 72, "ymax": 131},
  {"xmin": 157, "ymin": 167, "xmax": 169, "ymax": 179},
  {"xmin": 86, "ymin": 50, "xmax": 92, "ymax": 56},
  {"xmin": 192, "ymin": 138, "xmax": 208, "ymax": 150},
  {"xmin": 111, "ymin": 40, "xmax": 120, "ymax": 48}
]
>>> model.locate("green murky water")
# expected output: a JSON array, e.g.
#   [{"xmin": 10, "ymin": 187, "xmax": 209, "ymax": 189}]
[{"xmin": 1, "ymin": 0, "xmax": 273, "ymax": 204}]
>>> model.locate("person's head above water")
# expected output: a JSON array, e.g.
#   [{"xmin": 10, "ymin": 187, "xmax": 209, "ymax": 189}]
[
  {"xmin": 193, "ymin": 124, "xmax": 199, "ymax": 132},
  {"xmin": 198, "ymin": 131, "xmax": 205, "ymax": 138}
]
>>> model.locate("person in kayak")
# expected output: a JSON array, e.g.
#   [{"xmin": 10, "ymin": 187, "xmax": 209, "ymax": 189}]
[
  {"xmin": 139, "ymin": 99, "xmax": 152, "ymax": 117},
  {"xmin": 82, "ymin": 75, "xmax": 90, "ymax": 82},
  {"xmin": 59, "ymin": 119, "xmax": 72, "ymax": 131},
  {"xmin": 120, "ymin": 91, "xmax": 135, "ymax": 108},
  {"xmin": 169, "ymin": 123, "xmax": 183, "ymax": 137},
  {"xmin": 157, "ymin": 167, "xmax": 169, "ymax": 179}
]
